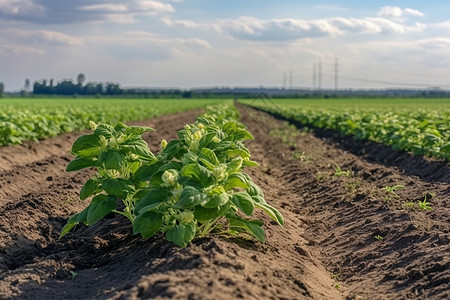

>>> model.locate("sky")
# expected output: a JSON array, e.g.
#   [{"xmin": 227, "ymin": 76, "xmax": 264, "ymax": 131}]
[{"xmin": 1, "ymin": 0, "xmax": 450, "ymax": 91}]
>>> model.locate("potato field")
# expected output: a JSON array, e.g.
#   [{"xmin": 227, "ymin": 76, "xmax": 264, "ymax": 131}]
[{"xmin": 0, "ymin": 98, "xmax": 449, "ymax": 299}]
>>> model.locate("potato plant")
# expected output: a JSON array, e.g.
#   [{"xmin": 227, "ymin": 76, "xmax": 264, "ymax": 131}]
[{"xmin": 60, "ymin": 105, "xmax": 284, "ymax": 247}]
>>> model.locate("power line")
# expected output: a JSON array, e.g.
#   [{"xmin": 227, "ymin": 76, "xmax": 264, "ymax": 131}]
[{"xmin": 340, "ymin": 75, "xmax": 450, "ymax": 88}]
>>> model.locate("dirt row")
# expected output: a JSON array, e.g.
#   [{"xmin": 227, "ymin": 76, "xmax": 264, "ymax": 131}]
[{"xmin": 0, "ymin": 105, "xmax": 449, "ymax": 299}]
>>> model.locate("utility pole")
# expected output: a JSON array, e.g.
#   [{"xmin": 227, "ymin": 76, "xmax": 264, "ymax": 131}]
[
  {"xmin": 283, "ymin": 72, "xmax": 287, "ymax": 89},
  {"xmin": 289, "ymin": 69, "xmax": 293, "ymax": 89},
  {"xmin": 313, "ymin": 63, "xmax": 317, "ymax": 90},
  {"xmin": 318, "ymin": 61, "xmax": 322, "ymax": 90},
  {"xmin": 334, "ymin": 57, "xmax": 339, "ymax": 91}
]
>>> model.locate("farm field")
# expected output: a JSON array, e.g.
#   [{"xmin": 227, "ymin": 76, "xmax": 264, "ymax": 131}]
[
  {"xmin": 0, "ymin": 100, "xmax": 449, "ymax": 299},
  {"xmin": 241, "ymin": 98, "xmax": 450, "ymax": 160},
  {"xmin": 0, "ymin": 98, "xmax": 226, "ymax": 146}
]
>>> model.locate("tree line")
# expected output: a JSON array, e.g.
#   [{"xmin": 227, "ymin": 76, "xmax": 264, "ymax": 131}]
[{"xmin": 32, "ymin": 73, "xmax": 123, "ymax": 96}]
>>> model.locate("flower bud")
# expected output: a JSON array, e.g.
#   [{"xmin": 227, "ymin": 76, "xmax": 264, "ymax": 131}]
[
  {"xmin": 179, "ymin": 211, "xmax": 194, "ymax": 223},
  {"xmin": 89, "ymin": 120, "xmax": 98, "ymax": 130},
  {"xmin": 160, "ymin": 139, "xmax": 168, "ymax": 149},
  {"xmin": 161, "ymin": 169, "xmax": 178, "ymax": 187}
]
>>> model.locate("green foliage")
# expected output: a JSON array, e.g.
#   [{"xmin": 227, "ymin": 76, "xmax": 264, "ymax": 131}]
[
  {"xmin": 417, "ymin": 196, "xmax": 432, "ymax": 211},
  {"xmin": 333, "ymin": 163, "xmax": 353, "ymax": 177},
  {"xmin": 242, "ymin": 98, "xmax": 450, "ymax": 160},
  {"xmin": 0, "ymin": 98, "xmax": 226, "ymax": 146},
  {"xmin": 380, "ymin": 184, "xmax": 405, "ymax": 201},
  {"xmin": 60, "ymin": 104, "xmax": 284, "ymax": 247}
]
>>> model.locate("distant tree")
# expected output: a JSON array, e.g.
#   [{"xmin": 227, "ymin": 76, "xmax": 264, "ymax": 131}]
[
  {"xmin": 24, "ymin": 78, "xmax": 30, "ymax": 93},
  {"xmin": 106, "ymin": 83, "xmax": 122, "ymax": 95},
  {"xmin": 56, "ymin": 80, "xmax": 77, "ymax": 95},
  {"xmin": 0, "ymin": 82, "xmax": 4, "ymax": 97},
  {"xmin": 77, "ymin": 73, "xmax": 86, "ymax": 86}
]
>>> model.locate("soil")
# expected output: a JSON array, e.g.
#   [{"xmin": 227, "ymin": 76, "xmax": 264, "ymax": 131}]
[{"xmin": 0, "ymin": 105, "xmax": 449, "ymax": 300}]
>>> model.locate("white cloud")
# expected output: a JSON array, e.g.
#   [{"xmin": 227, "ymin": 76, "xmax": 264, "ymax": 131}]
[
  {"xmin": 0, "ymin": 0, "xmax": 175, "ymax": 24},
  {"xmin": 80, "ymin": 4, "xmax": 128, "ymax": 13},
  {"xmin": 87, "ymin": 31, "xmax": 210, "ymax": 61},
  {"xmin": 162, "ymin": 15, "xmax": 426, "ymax": 41},
  {"xmin": 0, "ymin": 44, "xmax": 45, "ymax": 55},
  {"xmin": 0, "ymin": 0, "xmax": 45, "ymax": 16},
  {"xmin": 0, "ymin": 29, "xmax": 82, "ymax": 46},
  {"xmin": 377, "ymin": 6, "xmax": 424, "ymax": 22}
]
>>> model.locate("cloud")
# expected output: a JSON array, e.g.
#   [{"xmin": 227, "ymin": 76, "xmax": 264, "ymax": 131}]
[
  {"xmin": 377, "ymin": 6, "xmax": 424, "ymax": 22},
  {"xmin": 163, "ymin": 15, "xmax": 426, "ymax": 41},
  {"xmin": 0, "ymin": 0, "xmax": 45, "ymax": 16},
  {"xmin": 88, "ymin": 31, "xmax": 210, "ymax": 61},
  {"xmin": 0, "ymin": 28, "xmax": 82, "ymax": 46},
  {"xmin": 0, "ymin": 0, "xmax": 175, "ymax": 24}
]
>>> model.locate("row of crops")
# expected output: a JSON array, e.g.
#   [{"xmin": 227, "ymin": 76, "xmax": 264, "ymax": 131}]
[
  {"xmin": 0, "ymin": 98, "xmax": 226, "ymax": 146},
  {"xmin": 240, "ymin": 98, "xmax": 450, "ymax": 160}
]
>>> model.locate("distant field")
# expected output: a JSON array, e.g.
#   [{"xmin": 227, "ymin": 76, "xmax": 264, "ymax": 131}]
[
  {"xmin": 0, "ymin": 98, "xmax": 227, "ymax": 146},
  {"xmin": 240, "ymin": 98, "xmax": 450, "ymax": 160}
]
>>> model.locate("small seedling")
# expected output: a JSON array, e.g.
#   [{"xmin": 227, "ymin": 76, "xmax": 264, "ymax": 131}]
[
  {"xmin": 333, "ymin": 163, "xmax": 353, "ymax": 177},
  {"xmin": 404, "ymin": 202, "xmax": 415, "ymax": 208},
  {"xmin": 70, "ymin": 271, "xmax": 78, "ymax": 279},
  {"xmin": 417, "ymin": 195, "xmax": 432, "ymax": 210},
  {"xmin": 374, "ymin": 235, "xmax": 383, "ymax": 241},
  {"xmin": 381, "ymin": 184, "xmax": 405, "ymax": 201}
]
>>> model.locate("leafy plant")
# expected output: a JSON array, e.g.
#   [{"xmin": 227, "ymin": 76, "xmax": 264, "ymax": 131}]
[
  {"xmin": 60, "ymin": 105, "xmax": 284, "ymax": 247},
  {"xmin": 374, "ymin": 235, "xmax": 383, "ymax": 241},
  {"xmin": 333, "ymin": 163, "xmax": 353, "ymax": 177},
  {"xmin": 417, "ymin": 196, "xmax": 432, "ymax": 211},
  {"xmin": 380, "ymin": 184, "xmax": 405, "ymax": 201}
]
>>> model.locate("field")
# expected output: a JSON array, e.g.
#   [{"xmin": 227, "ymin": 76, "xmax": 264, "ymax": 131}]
[
  {"xmin": 0, "ymin": 98, "xmax": 226, "ymax": 146},
  {"xmin": 0, "ymin": 98, "xmax": 449, "ymax": 299},
  {"xmin": 241, "ymin": 98, "xmax": 450, "ymax": 160}
]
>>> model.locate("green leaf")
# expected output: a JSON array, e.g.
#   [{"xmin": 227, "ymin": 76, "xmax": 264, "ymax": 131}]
[
  {"xmin": 71, "ymin": 134, "xmax": 101, "ymax": 157},
  {"xmin": 94, "ymin": 124, "xmax": 115, "ymax": 138},
  {"xmin": 120, "ymin": 137, "xmax": 156, "ymax": 162},
  {"xmin": 242, "ymin": 159, "xmax": 260, "ymax": 167},
  {"xmin": 228, "ymin": 217, "xmax": 265, "ymax": 243},
  {"xmin": 76, "ymin": 206, "xmax": 89, "ymax": 224},
  {"xmin": 162, "ymin": 140, "xmax": 182, "ymax": 159},
  {"xmin": 255, "ymin": 202, "xmax": 284, "ymax": 226},
  {"xmin": 165, "ymin": 222, "xmax": 196, "ymax": 247},
  {"xmin": 86, "ymin": 194, "xmax": 116, "ymax": 226},
  {"xmin": 66, "ymin": 157, "xmax": 98, "ymax": 172},
  {"xmin": 223, "ymin": 177, "xmax": 249, "ymax": 191},
  {"xmin": 203, "ymin": 192, "xmax": 229, "ymax": 208},
  {"xmin": 180, "ymin": 163, "xmax": 215, "ymax": 187},
  {"xmin": 135, "ymin": 187, "xmax": 170, "ymax": 212},
  {"xmin": 175, "ymin": 186, "xmax": 207, "ymax": 209},
  {"xmin": 59, "ymin": 213, "xmax": 80, "ymax": 238},
  {"xmin": 80, "ymin": 178, "xmax": 101, "ymax": 200},
  {"xmin": 125, "ymin": 125, "xmax": 154, "ymax": 136},
  {"xmin": 194, "ymin": 206, "xmax": 219, "ymax": 222},
  {"xmin": 199, "ymin": 147, "xmax": 220, "ymax": 166},
  {"xmin": 198, "ymin": 132, "xmax": 216, "ymax": 150},
  {"xmin": 230, "ymin": 192, "xmax": 255, "ymax": 216},
  {"xmin": 134, "ymin": 162, "xmax": 161, "ymax": 181},
  {"xmin": 100, "ymin": 150, "xmax": 125, "ymax": 170},
  {"xmin": 102, "ymin": 178, "xmax": 135, "ymax": 199},
  {"xmin": 133, "ymin": 211, "xmax": 163, "ymax": 238},
  {"xmin": 227, "ymin": 157, "xmax": 243, "ymax": 173}
]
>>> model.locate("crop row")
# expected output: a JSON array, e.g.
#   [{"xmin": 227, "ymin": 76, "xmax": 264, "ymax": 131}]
[
  {"xmin": 61, "ymin": 103, "xmax": 283, "ymax": 247},
  {"xmin": 241, "ymin": 99, "xmax": 450, "ymax": 160},
  {"xmin": 0, "ymin": 98, "xmax": 225, "ymax": 146}
]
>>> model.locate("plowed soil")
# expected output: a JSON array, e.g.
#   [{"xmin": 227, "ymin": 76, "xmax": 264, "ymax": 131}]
[{"xmin": 0, "ymin": 105, "xmax": 449, "ymax": 300}]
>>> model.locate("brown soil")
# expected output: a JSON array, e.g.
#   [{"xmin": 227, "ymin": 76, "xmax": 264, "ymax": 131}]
[{"xmin": 0, "ymin": 105, "xmax": 449, "ymax": 300}]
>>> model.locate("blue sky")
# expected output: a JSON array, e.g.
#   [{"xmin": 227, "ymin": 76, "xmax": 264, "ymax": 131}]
[{"xmin": 1, "ymin": 0, "xmax": 450, "ymax": 91}]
